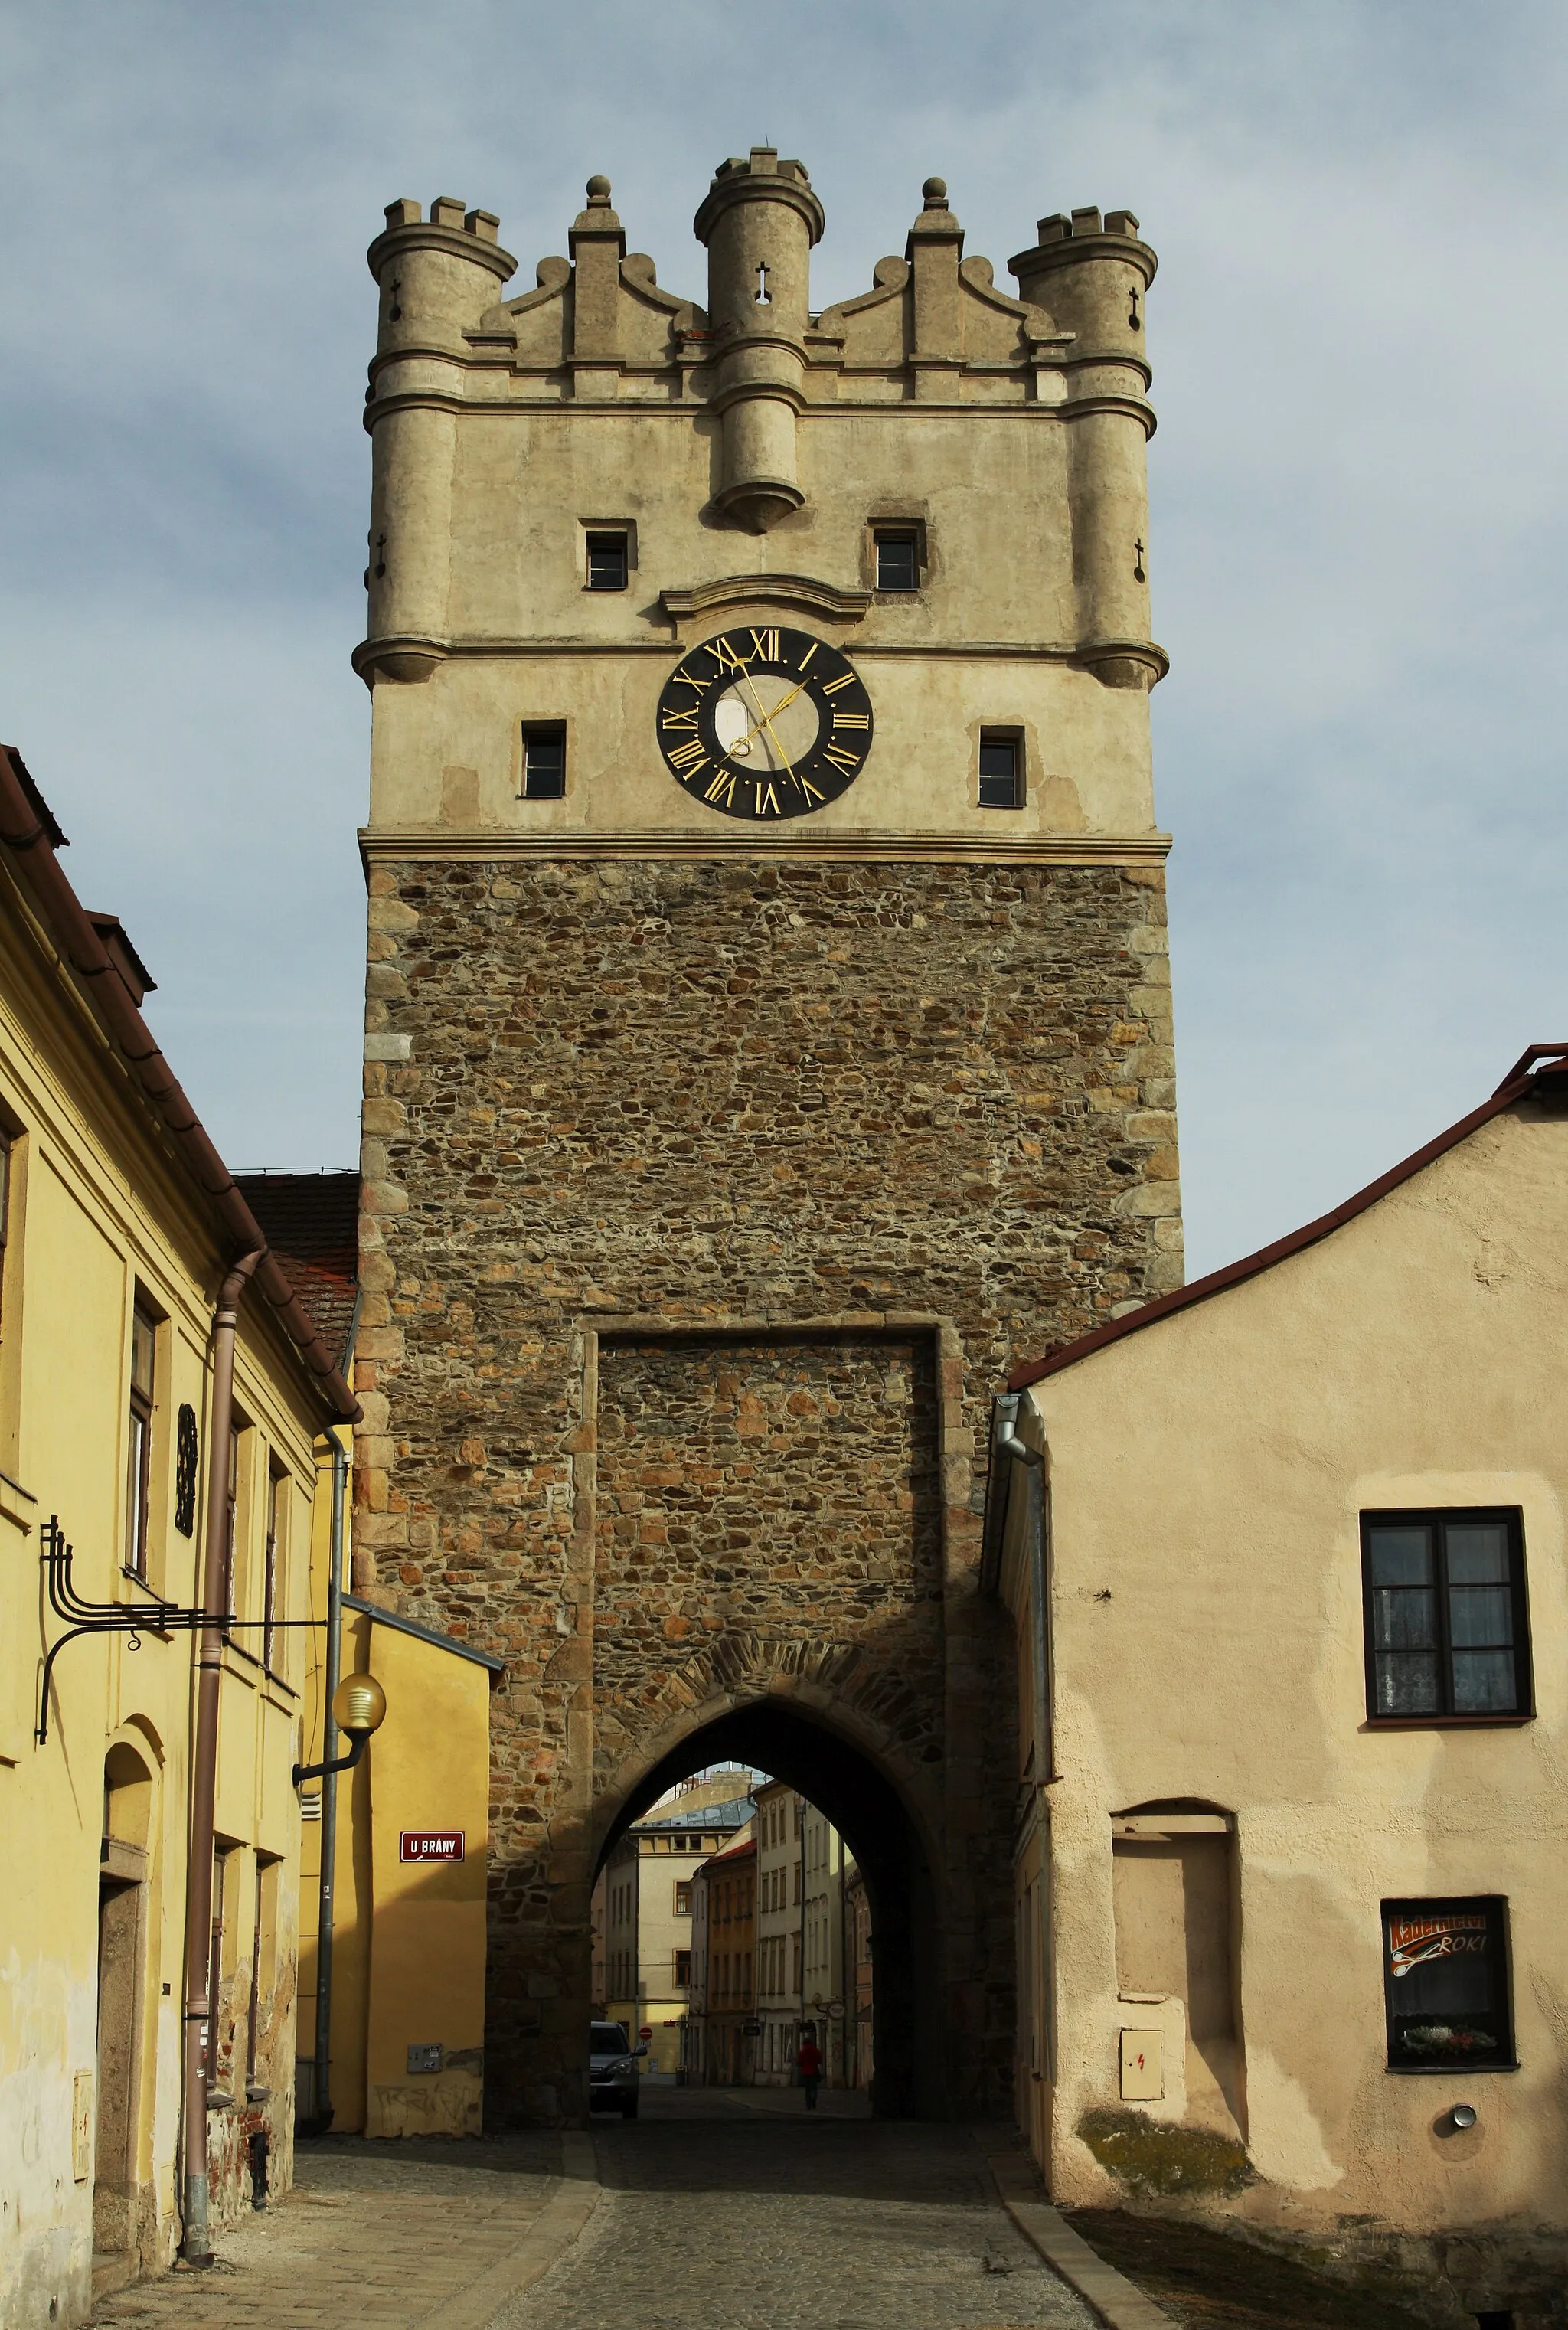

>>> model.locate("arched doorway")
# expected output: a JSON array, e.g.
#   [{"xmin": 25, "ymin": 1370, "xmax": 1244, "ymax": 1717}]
[
  {"xmin": 593, "ymin": 1701, "xmax": 943, "ymax": 2118},
  {"xmin": 97, "ymin": 1740, "xmax": 154, "ymax": 2265}
]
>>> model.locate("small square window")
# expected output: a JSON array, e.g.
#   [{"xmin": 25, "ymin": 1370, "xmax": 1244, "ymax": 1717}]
[
  {"xmin": 1382, "ymin": 1897, "xmax": 1514, "ymax": 2070},
  {"xmin": 586, "ymin": 531, "xmax": 629, "ymax": 592},
  {"xmin": 1361, "ymin": 1509, "xmax": 1531, "ymax": 1721},
  {"xmin": 978, "ymin": 732, "xmax": 1024, "ymax": 809},
  {"xmin": 521, "ymin": 725, "xmax": 567, "ymax": 800},
  {"xmin": 874, "ymin": 531, "xmax": 920, "ymax": 593}
]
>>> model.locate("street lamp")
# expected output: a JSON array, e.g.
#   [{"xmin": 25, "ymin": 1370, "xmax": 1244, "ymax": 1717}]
[{"xmin": 294, "ymin": 1670, "xmax": 387, "ymax": 1787}]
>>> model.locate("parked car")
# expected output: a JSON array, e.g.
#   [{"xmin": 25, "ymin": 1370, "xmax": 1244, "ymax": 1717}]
[{"xmin": 589, "ymin": 2021, "xmax": 645, "ymax": 2117}]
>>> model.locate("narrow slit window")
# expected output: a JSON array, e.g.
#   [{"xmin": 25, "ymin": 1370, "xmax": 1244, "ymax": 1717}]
[
  {"xmin": 522, "ymin": 725, "xmax": 567, "ymax": 800},
  {"xmin": 978, "ymin": 733, "xmax": 1024, "ymax": 809},
  {"xmin": 874, "ymin": 531, "xmax": 920, "ymax": 593},
  {"xmin": 1362, "ymin": 1509, "xmax": 1530, "ymax": 1721},
  {"xmin": 125, "ymin": 1302, "xmax": 157, "ymax": 1578},
  {"xmin": 263, "ymin": 1466, "xmax": 286, "ymax": 1674},
  {"xmin": 586, "ymin": 532, "xmax": 629, "ymax": 592}
]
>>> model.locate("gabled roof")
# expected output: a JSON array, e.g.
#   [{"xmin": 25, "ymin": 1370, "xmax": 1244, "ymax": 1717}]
[
  {"xmin": 1008, "ymin": 1045, "xmax": 1568, "ymax": 1394},
  {"xmin": 234, "ymin": 1172, "xmax": 360, "ymax": 1371},
  {"xmin": 705, "ymin": 1831, "xmax": 757, "ymax": 1868},
  {"xmin": 0, "ymin": 745, "xmax": 359, "ymax": 1423}
]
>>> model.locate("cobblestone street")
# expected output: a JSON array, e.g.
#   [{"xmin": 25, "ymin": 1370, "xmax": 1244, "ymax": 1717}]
[
  {"xmin": 89, "ymin": 2135, "xmax": 589, "ymax": 2330},
  {"xmin": 497, "ymin": 2088, "xmax": 1098, "ymax": 2330},
  {"xmin": 84, "ymin": 2096, "xmax": 1442, "ymax": 2330}
]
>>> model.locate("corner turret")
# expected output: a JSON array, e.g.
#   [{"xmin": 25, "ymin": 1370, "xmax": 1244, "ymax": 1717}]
[
  {"xmin": 1011, "ymin": 207, "xmax": 1161, "ymax": 688},
  {"xmin": 694, "ymin": 148, "xmax": 825, "ymax": 531},
  {"xmin": 362, "ymin": 198, "xmax": 518, "ymax": 683}
]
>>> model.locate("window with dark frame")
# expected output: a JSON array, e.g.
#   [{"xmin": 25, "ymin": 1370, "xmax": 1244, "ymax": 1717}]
[
  {"xmin": 263, "ymin": 1465, "xmax": 286, "ymax": 1674},
  {"xmin": 1381, "ymin": 1896, "xmax": 1514, "ymax": 2070},
  {"xmin": 586, "ymin": 531, "xmax": 629, "ymax": 591},
  {"xmin": 0, "ymin": 1133, "xmax": 11, "ymax": 1314},
  {"xmin": 521, "ymin": 724, "xmax": 567, "ymax": 799},
  {"xmin": 1361, "ymin": 1509, "xmax": 1530, "ymax": 1721},
  {"xmin": 220, "ymin": 1419, "xmax": 240, "ymax": 1623},
  {"xmin": 675, "ymin": 1881, "xmax": 692, "ymax": 1915},
  {"xmin": 674, "ymin": 1948, "xmax": 691, "ymax": 1987},
  {"xmin": 874, "ymin": 531, "xmax": 920, "ymax": 592},
  {"xmin": 124, "ymin": 1302, "xmax": 156, "ymax": 1579},
  {"xmin": 978, "ymin": 732, "xmax": 1024, "ymax": 809}
]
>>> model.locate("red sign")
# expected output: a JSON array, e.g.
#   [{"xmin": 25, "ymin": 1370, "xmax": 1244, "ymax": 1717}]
[
  {"xmin": 1387, "ymin": 1913, "xmax": 1487, "ymax": 1977},
  {"xmin": 400, "ymin": 1830, "xmax": 465, "ymax": 1863},
  {"xmin": 639, "ymin": 2024, "xmax": 654, "ymax": 2040}
]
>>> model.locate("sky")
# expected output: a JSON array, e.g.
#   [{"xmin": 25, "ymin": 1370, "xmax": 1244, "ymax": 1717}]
[{"xmin": 2, "ymin": 2, "xmax": 1563, "ymax": 1278}]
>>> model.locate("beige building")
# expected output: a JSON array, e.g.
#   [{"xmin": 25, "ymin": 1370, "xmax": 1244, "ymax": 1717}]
[
  {"xmin": 599, "ymin": 1776, "xmax": 753, "ymax": 2077},
  {"xmin": 801, "ymin": 1800, "xmax": 852, "ymax": 2088},
  {"xmin": 0, "ymin": 750, "xmax": 358, "ymax": 2328},
  {"xmin": 753, "ymin": 1780, "xmax": 802, "ymax": 2083},
  {"xmin": 988, "ymin": 1044, "xmax": 1568, "ymax": 2321}
]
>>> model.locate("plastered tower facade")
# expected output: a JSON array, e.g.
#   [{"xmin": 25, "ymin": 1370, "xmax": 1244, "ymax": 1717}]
[{"xmin": 354, "ymin": 155, "xmax": 1179, "ymax": 2125}]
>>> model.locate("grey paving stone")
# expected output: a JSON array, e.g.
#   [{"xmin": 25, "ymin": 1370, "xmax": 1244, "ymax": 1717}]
[{"xmin": 498, "ymin": 2090, "xmax": 1097, "ymax": 2330}]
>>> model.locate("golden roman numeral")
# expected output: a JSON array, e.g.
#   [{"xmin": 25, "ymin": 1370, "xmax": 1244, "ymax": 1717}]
[
  {"xmin": 821, "ymin": 672, "xmax": 856, "ymax": 696},
  {"xmin": 822, "ymin": 745, "xmax": 860, "ymax": 773},
  {"xmin": 798, "ymin": 641, "xmax": 819, "ymax": 670},
  {"xmin": 675, "ymin": 665, "xmax": 713, "ymax": 691},
  {"xmin": 753, "ymin": 782, "xmax": 781, "ymax": 816},
  {"xmin": 801, "ymin": 776, "xmax": 825, "ymax": 804},
  {"xmin": 749, "ymin": 627, "xmax": 780, "ymax": 663},
  {"xmin": 706, "ymin": 636, "xmax": 748, "ymax": 672},
  {"xmin": 662, "ymin": 707, "xmax": 700, "ymax": 730},
  {"xmin": 704, "ymin": 769, "xmax": 736, "ymax": 805},
  {"xmin": 668, "ymin": 739, "xmax": 706, "ymax": 770},
  {"xmin": 831, "ymin": 711, "xmax": 870, "ymax": 730}
]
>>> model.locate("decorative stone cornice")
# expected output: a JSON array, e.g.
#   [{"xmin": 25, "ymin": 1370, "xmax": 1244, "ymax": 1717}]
[
  {"xmin": 658, "ymin": 574, "xmax": 872, "ymax": 626},
  {"xmin": 358, "ymin": 827, "xmax": 1173, "ymax": 868}
]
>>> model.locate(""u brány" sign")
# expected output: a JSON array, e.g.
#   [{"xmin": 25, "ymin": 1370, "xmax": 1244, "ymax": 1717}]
[{"xmin": 400, "ymin": 1830, "xmax": 466, "ymax": 1863}]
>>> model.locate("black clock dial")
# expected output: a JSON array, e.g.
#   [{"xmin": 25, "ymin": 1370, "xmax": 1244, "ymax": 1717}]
[{"xmin": 656, "ymin": 626, "xmax": 873, "ymax": 819}]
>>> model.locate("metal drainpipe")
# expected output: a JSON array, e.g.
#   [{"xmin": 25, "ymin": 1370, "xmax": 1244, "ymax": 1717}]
[
  {"xmin": 181, "ymin": 1250, "xmax": 262, "ymax": 2265},
  {"xmin": 797, "ymin": 1796, "xmax": 807, "ymax": 2070},
  {"xmin": 311, "ymin": 1292, "xmax": 361, "ymax": 2133},
  {"xmin": 836, "ymin": 1827, "xmax": 847, "ymax": 2089}
]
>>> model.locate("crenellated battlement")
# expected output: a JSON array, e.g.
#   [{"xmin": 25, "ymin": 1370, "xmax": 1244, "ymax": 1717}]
[{"xmin": 358, "ymin": 154, "xmax": 1165, "ymax": 699}]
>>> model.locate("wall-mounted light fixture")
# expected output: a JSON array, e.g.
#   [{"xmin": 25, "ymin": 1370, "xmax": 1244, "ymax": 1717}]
[
  {"xmin": 1446, "ymin": 2102, "xmax": 1478, "ymax": 2132},
  {"xmin": 294, "ymin": 1671, "xmax": 387, "ymax": 1788}
]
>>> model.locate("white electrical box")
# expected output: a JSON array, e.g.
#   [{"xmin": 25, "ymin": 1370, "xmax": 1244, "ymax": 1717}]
[{"xmin": 1119, "ymin": 2028, "xmax": 1164, "ymax": 2101}]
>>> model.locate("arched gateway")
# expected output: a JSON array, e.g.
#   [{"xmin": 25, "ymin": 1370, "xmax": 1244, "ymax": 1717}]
[{"xmin": 351, "ymin": 155, "xmax": 1178, "ymax": 2124}]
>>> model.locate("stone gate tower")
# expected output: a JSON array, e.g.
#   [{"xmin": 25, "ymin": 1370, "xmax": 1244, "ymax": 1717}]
[{"xmin": 353, "ymin": 155, "xmax": 1179, "ymax": 2126}]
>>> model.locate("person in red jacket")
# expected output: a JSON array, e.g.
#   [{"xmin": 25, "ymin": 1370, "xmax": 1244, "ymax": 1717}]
[{"xmin": 796, "ymin": 2031, "xmax": 822, "ymax": 2110}]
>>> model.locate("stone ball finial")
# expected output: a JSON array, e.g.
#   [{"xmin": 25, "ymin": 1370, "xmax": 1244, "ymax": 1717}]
[
  {"xmin": 923, "ymin": 176, "xmax": 948, "ymax": 206},
  {"xmin": 586, "ymin": 174, "xmax": 612, "ymax": 201}
]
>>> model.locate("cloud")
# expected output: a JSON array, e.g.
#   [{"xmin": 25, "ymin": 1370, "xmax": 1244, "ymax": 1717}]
[{"xmin": 1, "ymin": 2, "xmax": 1563, "ymax": 1265}]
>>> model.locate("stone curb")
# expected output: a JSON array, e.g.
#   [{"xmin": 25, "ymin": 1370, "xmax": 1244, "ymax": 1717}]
[
  {"xmin": 429, "ymin": 2132, "xmax": 603, "ymax": 2330},
  {"xmin": 983, "ymin": 2150, "xmax": 1179, "ymax": 2330}
]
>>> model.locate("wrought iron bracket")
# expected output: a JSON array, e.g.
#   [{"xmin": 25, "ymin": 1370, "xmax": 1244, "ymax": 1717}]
[{"xmin": 34, "ymin": 1515, "xmax": 324, "ymax": 1744}]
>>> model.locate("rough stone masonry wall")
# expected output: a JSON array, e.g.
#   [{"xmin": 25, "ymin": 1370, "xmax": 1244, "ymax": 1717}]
[{"xmin": 354, "ymin": 854, "xmax": 1181, "ymax": 2120}]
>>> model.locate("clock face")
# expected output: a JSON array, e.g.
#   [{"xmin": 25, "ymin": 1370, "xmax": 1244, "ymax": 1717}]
[{"xmin": 655, "ymin": 626, "xmax": 873, "ymax": 819}]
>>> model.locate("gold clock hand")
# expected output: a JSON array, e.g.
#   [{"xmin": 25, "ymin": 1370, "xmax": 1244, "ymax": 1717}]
[{"xmin": 731, "ymin": 678, "xmax": 809, "ymax": 755}]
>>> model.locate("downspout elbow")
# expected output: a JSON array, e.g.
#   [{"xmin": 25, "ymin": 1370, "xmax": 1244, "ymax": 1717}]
[{"xmin": 994, "ymin": 1391, "xmax": 1043, "ymax": 1469}]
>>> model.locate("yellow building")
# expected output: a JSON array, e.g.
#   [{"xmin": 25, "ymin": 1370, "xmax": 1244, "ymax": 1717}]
[
  {"xmin": 0, "ymin": 747, "xmax": 359, "ymax": 2328},
  {"xmin": 988, "ymin": 1044, "xmax": 1568, "ymax": 2322},
  {"xmin": 228, "ymin": 1175, "xmax": 501, "ymax": 2144}
]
